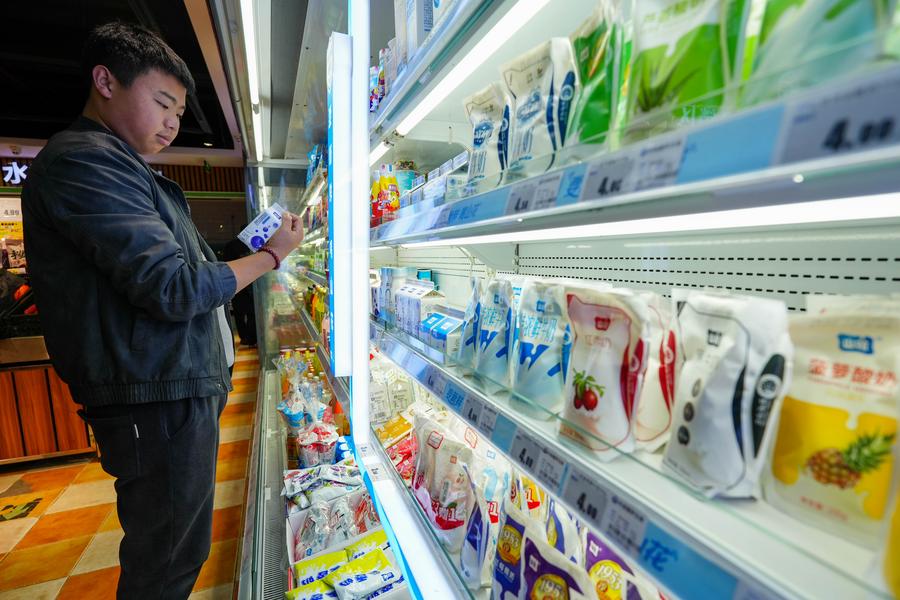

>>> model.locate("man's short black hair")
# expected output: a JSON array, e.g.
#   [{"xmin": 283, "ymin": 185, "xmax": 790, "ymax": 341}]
[{"xmin": 82, "ymin": 21, "xmax": 195, "ymax": 97}]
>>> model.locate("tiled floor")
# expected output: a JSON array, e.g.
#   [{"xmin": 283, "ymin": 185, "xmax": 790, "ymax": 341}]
[{"xmin": 0, "ymin": 347, "xmax": 260, "ymax": 600}]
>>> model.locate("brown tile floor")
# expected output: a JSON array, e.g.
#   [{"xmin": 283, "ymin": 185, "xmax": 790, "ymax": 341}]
[{"xmin": 0, "ymin": 347, "xmax": 260, "ymax": 600}]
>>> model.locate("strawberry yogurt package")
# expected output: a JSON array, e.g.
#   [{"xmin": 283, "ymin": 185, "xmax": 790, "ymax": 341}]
[
  {"xmin": 633, "ymin": 291, "xmax": 679, "ymax": 451},
  {"xmin": 663, "ymin": 290, "xmax": 793, "ymax": 498},
  {"xmin": 560, "ymin": 286, "xmax": 651, "ymax": 459},
  {"xmin": 412, "ymin": 415, "xmax": 475, "ymax": 552},
  {"xmin": 510, "ymin": 280, "xmax": 572, "ymax": 419}
]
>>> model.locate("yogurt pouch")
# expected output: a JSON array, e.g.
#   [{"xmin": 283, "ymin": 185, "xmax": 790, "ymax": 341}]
[
  {"xmin": 285, "ymin": 579, "xmax": 338, "ymax": 600},
  {"xmin": 412, "ymin": 416, "xmax": 475, "ymax": 552},
  {"xmin": 569, "ymin": 1, "xmax": 620, "ymax": 147},
  {"xmin": 633, "ymin": 291, "xmax": 678, "ymax": 451},
  {"xmin": 520, "ymin": 531, "xmax": 593, "ymax": 600},
  {"xmin": 464, "ymin": 84, "xmax": 510, "ymax": 186},
  {"xmin": 503, "ymin": 38, "xmax": 578, "ymax": 176},
  {"xmin": 492, "ymin": 499, "xmax": 531, "ymax": 600},
  {"xmin": 766, "ymin": 296, "xmax": 899, "ymax": 546},
  {"xmin": 345, "ymin": 529, "xmax": 389, "ymax": 561},
  {"xmin": 458, "ymin": 276, "xmax": 483, "ymax": 370},
  {"xmin": 476, "ymin": 278, "xmax": 514, "ymax": 388},
  {"xmin": 560, "ymin": 287, "xmax": 651, "ymax": 458},
  {"xmin": 663, "ymin": 290, "xmax": 793, "ymax": 498},
  {"xmin": 544, "ymin": 498, "xmax": 581, "ymax": 565},
  {"xmin": 292, "ymin": 549, "xmax": 348, "ymax": 587},
  {"xmin": 511, "ymin": 280, "xmax": 572, "ymax": 419},
  {"xmin": 324, "ymin": 548, "xmax": 402, "ymax": 600}
]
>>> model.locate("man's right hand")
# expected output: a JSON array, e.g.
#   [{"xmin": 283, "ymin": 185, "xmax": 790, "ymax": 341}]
[{"xmin": 266, "ymin": 211, "xmax": 304, "ymax": 262}]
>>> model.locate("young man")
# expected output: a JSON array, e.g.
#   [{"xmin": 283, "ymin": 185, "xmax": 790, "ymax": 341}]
[{"xmin": 22, "ymin": 22, "xmax": 301, "ymax": 599}]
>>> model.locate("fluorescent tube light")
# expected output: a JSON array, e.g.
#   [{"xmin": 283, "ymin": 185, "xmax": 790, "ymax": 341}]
[
  {"xmin": 395, "ymin": 0, "xmax": 551, "ymax": 136},
  {"xmin": 240, "ymin": 0, "xmax": 260, "ymax": 108},
  {"xmin": 252, "ymin": 110, "xmax": 263, "ymax": 162},
  {"xmin": 369, "ymin": 141, "xmax": 390, "ymax": 166},
  {"xmin": 399, "ymin": 193, "xmax": 900, "ymax": 248}
]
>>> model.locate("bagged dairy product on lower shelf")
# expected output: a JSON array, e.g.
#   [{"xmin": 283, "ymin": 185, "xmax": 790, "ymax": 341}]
[
  {"xmin": 560, "ymin": 286, "xmax": 651, "ymax": 458},
  {"xmin": 292, "ymin": 549, "xmax": 348, "ymax": 587},
  {"xmin": 464, "ymin": 83, "xmax": 510, "ymax": 185},
  {"xmin": 324, "ymin": 547, "xmax": 404, "ymax": 600},
  {"xmin": 663, "ymin": 290, "xmax": 793, "ymax": 498},
  {"xmin": 411, "ymin": 415, "xmax": 475, "ymax": 552},
  {"xmin": 765, "ymin": 295, "xmax": 899, "ymax": 546},
  {"xmin": 286, "ymin": 579, "xmax": 337, "ymax": 600},
  {"xmin": 510, "ymin": 280, "xmax": 572, "ymax": 419},
  {"xmin": 520, "ymin": 530, "xmax": 594, "ymax": 600},
  {"xmin": 457, "ymin": 276, "xmax": 483, "ymax": 369},
  {"xmin": 503, "ymin": 38, "xmax": 578, "ymax": 175},
  {"xmin": 476, "ymin": 278, "xmax": 515, "ymax": 387},
  {"xmin": 492, "ymin": 498, "xmax": 532, "ymax": 600},
  {"xmin": 620, "ymin": 0, "xmax": 729, "ymax": 142},
  {"xmin": 544, "ymin": 498, "xmax": 581, "ymax": 565},
  {"xmin": 633, "ymin": 291, "xmax": 678, "ymax": 451}
]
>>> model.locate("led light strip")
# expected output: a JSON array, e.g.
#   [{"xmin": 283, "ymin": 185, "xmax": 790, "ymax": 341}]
[{"xmin": 398, "ymin": 192, "xmax": 900, "ymax": 248}]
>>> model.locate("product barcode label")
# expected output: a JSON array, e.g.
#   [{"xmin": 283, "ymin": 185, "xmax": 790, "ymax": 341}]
[
  {"xmin": 462, "ymin": 395, "xmax": 483, "ymax": 426},
  {"xmin": 561, "ymin": 467, "xmax": 608, "ymax": 529},
  {"xmin": 368, "ymin": 463, "xmax": 391, "ymax": 482},
  {"xmin": 510, "ymin": 429, "xmax": 542, "ymax": 471},
  {"xmin": 504, "ymin": 180, "xmax": 536, "ymax": 216},
  {"xmin": 779, "ymin": 68, "xmax": 900, "ymax": 163},
  {"xmin": 443, "ymin": 381, "xmax": 466, "ymax": 412},
  {"xmin": 633, "ymin": 135, "xmax": 685, "ymax": 191},
  {"xmin": 477, "ymin": 403, "xmax": 499, "ymax": 438},
  {"xmin": 601, "ymin": 495, "xmax": 647, "ymax": 557},
  {"xmin": 535, "ymin": 445, "xmax": 567, "ymax": 494},
  {"xmin": 580, "ymin": 151, "xmax": 636, "ymax": 202}
]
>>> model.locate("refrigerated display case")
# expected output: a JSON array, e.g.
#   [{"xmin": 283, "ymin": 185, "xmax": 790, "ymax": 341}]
[{"xmin": 231, "ymin": 1, "xmax": 900, "ymax": 598}]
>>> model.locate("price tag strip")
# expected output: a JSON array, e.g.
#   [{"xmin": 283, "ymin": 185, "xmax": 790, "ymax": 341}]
[{"xmin": 373, "ymin": 325, "xmax": 795, "ymax": 600}]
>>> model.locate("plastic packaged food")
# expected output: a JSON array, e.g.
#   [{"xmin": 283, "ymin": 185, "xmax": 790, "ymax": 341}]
[
  {"xmin": 884, "ymin": 483, "xmax": 900, "ymax": 596},
  {"xmin": 633, "ymin": 291, "xmax": 678, "ymax": 451},
  {"xmin": 545, "ymin": 498, "xmax": 581, "ymax": 565},
  {"xmin": 560, "ymin": 287, "xmax": 651, "ymax": 458},
  {"xmin": 476, "ymin": 278, "xmax": 515, "ymax": 388},
  {"xmin": 345, "ymin": 529, "xmax": 389, "ymax": 561},
  {"xmin": 299, "ymin": 423, "xmax": 339, "ymax": 468},
  {"xmin": 285, "ymin": 579, "xmax": 338, "ymax": 600},
  {"xmin": 295, "ymin": 501, "xmax": 333, "ymax": 559},
  {"xmin": 292, "ymin": 549, "xmax": 348, "ymax": 587},
  {"xmin": 324, "ymin": 548, "xmax": 403, "ymax": 600},
  {"xmin": 411, "ymin": 416, "xmax": 475, "ymax": 551},
  {"xmin": 621, "ymin": 0, "xmax": 729, "ymax": 141},
  {"xmin": 664, "ymin": 290, "xmax": 793, "ymax": 498},
  {"xmin": 520, "ymin": 530, "xmax": 594, "ymax": 600},
  {"xmin": 492, "ymin": 499, "xmax": 530, "ymax": 600},
  {"xmin": 510, "ymin": 280, "xmax": 572, "ymax": 419},
  {"xmin": 766, "ymin": 296, "xmax": 899, "ymax": 546},
  {"xmin": 457, "ymin": 276, "xmax": 483, "ymax": 370},
  {"xmin": 503, "ymin": 38, "xmax": 578, "ymax": 175},
  {"xmin": 464, "ymin": 83, "xmax": 510, "ymax": 185}
]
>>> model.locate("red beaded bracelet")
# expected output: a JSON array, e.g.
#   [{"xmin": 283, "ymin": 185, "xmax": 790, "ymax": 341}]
[{"xmin": 259, "ymin": 246, "xmax": 280, "ymax": 270}]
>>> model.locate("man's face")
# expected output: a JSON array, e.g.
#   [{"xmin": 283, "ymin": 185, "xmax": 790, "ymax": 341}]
[{"xmin": 106, "ymin": 68, "xmax": 186, "ymax": 155}]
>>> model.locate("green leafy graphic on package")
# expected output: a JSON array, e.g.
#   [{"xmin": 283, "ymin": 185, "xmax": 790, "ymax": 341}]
[{"xmin": 569, "ymin": 6, "xmax": 618, "ymax": 145}]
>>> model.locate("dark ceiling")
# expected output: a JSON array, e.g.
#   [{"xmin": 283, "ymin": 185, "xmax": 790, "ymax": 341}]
[{"xmin": 0, "ymin": 0, "xmax": 233, "ymax": 150}]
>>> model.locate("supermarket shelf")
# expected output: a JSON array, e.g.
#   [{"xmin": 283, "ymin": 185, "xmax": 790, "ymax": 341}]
[
  {"xmin": 355, "ymin": 429, "xmax": 481, "ymax": 600},
  {"xmin": 368, "ymin": 0, "xmax": 497, "ymax": 144},
  {"xmin": 246, "ymin": 369, "xmax": 289, "ymax": 600},
  {"xmin": 298, "ymin": 307, "xmax": 350, "ymax": 413},
  {"xmin": 370, "ymin": 64, "xmax": 900, "ymax": 247},
  {"xmin": 302, "ymin": 227, "xmax": 326, "ymax": 246},
  {"xmin": 300, "ymin": 167, "xmax": 326, "ymax": 211},
  {"xmin": 299, "ymin": 268, "xmax": 328, "ymax": 288},
  {"xmin": 369, "ymin": 320, "xmax": 886, "ymax": 600}
]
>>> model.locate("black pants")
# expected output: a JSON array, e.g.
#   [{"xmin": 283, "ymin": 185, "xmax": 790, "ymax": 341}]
[
  {"xmin": 80, "ymin": 395, "xmax": 228, "ymax": 600},
  {"xmin": 231, "ymin": 291, "xmax": 256, "ymax": 346}
]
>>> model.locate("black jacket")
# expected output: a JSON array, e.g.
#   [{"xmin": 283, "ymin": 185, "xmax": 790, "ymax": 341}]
[{"xmin": 22, "ymin": 116, "xmax": 236, "ymax": 406}]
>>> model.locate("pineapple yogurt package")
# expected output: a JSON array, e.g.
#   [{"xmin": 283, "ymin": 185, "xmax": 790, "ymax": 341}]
[
  {"xmin": 502, "ymin": 38, "xmax": 579, "ymax": 176},
  {"xmin": 765, "ymin": 295, "xmax": 899, "ymax": 546},
  {"xmin": 464, "ymin": 84, "xmax": 510, "ymax": 186},
  {"xmin": 476, "ymin": 278, "xmax": 515, "ymax": 388},
  {"xmin": 560, "ymin": 286, "xmax": 651, "ymax": 459},
  {"xmin": 510, "ymin": 280, "xmax": 572, "ymax": 419},
  {"xmin": 457, "ymin": 276, "xmax": 483, "ymax": 370},
  {"xmin": 620, "ymin": 0, "xmax": 735, "ymax": 142},
  {"xmin": 663, "ymin": 290, "xmax": 793, "ymax": 498}
]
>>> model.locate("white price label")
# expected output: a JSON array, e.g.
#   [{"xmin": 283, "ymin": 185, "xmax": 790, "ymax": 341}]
[
  {"xmin": 358, "ymin": 443, "xmax": 374, "ymax": 460},
  {"xmin": 427, "ymin": 167, "xmax": 441, "ymax": 181},
  {"xmin": 368, "ymin": 463, "xmax": 391, "ymax": 482},
  {"xmin": 780, "ymin": 70, "xmax": 900, "ymax": 163},
  {"xmin": 505, "ymin": 180, "xmax": 537, "ymax": 215},
  {"xmin": 634, "ymin": 135, "xmax": 685, "ymax": 191},
  {"xmin": 580, "ymin": 151, "xmax": 636, "ymax": 201},
  {"xmin": 477, "ymin": 402, "xmax": 499, "ymax": 437},
  {"xmin": 532, "ymin": 172, "xmax": 563, "ymax": 211},
  {"xmin": 424, "ymin": 367, "xmax": 448, "ymax": 397},
  {"xmin": 413, "ymin": 175, "xmax": 426, "ymax": 188},
  {"xmin": 561, "ymin": 467, "xmax": 608, "ymax": 529},
  {"xmin": 462, "ymin": 395, "xmax": 483, "ymax": 426},
  {"xmin": 440, "ymin": 159, "xmax": 454, "ymax": 175},
  {"xmin": 510, "ymin": 429, "xmax": 541, "ymax": 471},
  {"xmin": 535, "ymin": 446, "xmax": 567, "ymax": 493},
  {"xmin": 600, "ymin": 495, "xmax": 647, "ymax": 557}
]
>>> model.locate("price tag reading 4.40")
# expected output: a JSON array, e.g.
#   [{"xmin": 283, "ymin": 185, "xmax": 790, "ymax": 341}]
[
  {"xmin": 580, "ymin": 151, "xmax": 636, "ymax": 202},
  {"xmin": 505, "ymin": 180, "xmax": 537, "ymax": 216},
  {"xmin": 780, "ymin": 68, "xmax": 900, "ymax": 163},
  {"xmin": 462, "ymin": 395, "xmax": 483, "ymax": 426},
  {"xmin": 510, "ymin": 429, "xmax": 542, "ymax": 471},
  {"xmin": 561, "ymin": 467, "xmax": 608, "ymax": 529}
]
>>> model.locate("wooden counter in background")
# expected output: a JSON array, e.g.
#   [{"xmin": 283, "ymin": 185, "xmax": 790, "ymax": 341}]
[{"xmin": 0, "ymin": 336, "xmax": 95, "ymax": 465}]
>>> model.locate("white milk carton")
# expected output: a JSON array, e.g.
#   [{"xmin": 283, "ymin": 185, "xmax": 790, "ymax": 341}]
[{"xmin": 238, "ymin": 203, "xmax": 285, "ymax": 250}]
